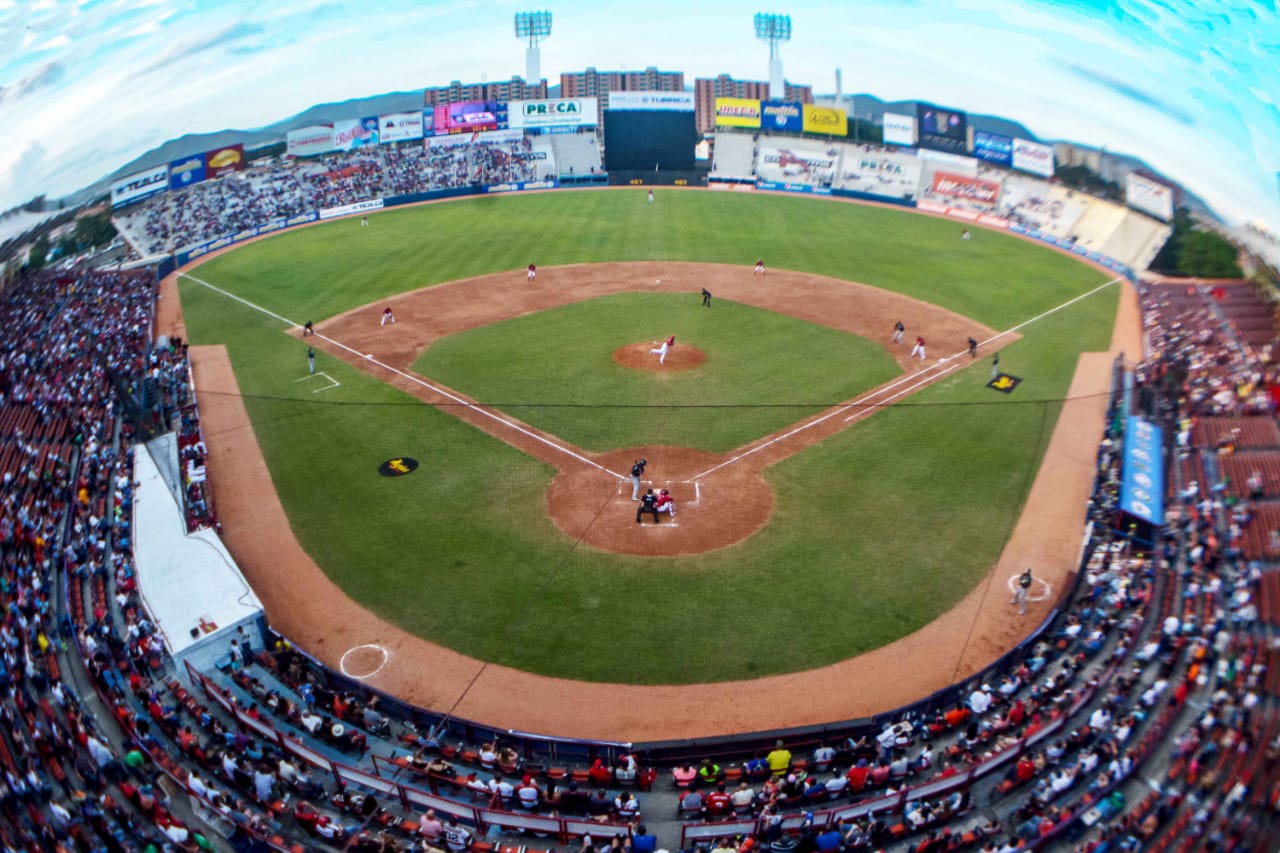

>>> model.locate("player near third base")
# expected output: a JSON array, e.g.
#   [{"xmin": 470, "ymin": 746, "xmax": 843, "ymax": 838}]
[{"xmin": 910, "ymin": 335, "xmax": 926, "ymax": 360}]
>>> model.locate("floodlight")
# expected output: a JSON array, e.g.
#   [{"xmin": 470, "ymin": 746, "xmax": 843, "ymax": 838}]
[
  {"xmin": 515, "ymin": 10, "xmax": 553, "ymax": 43},
  {"xmin": 754, "ymin": 12, "xmax": 791, "ymax": 47}
]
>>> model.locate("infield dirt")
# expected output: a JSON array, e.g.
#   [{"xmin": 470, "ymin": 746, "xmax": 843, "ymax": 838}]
[{"xmin": 173, "ymin": 259, "xmax": 1140, "ymax": 741}]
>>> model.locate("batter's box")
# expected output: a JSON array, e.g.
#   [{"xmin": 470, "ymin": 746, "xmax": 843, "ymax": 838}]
[{"xmin": 294, "ymin": 372, "xmax": 341, "ymax": 393}]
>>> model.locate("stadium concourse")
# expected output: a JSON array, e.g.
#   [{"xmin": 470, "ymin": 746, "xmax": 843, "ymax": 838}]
[{"xmin": 1, "ymin": 258, "xmax": 1279, "ymax": 851}]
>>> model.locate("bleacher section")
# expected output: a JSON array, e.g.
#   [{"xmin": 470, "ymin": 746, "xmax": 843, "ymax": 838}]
[
  {"xmin": 836, "ymin": 148, "xmax": 922, "ymax": 201},
  {"xmin": 548, "ymin": 131, "xmax": 604, "ymax": 179},
  {"xmin": 754, "ymin": 139, "xmax": 841, "ymax": 187},
  {"xmin": 997, "ymin": 176, "xmax": 1087, "ymax": 239},
  {"xmin": 708, "ymin": 133, "xmax": 757, "ymax": 182}
]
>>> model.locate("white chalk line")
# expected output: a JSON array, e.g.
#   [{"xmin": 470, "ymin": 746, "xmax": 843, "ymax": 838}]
[
  {"xmin": 180, "ymin": 272, "xmax": 625, "ymax": 481},
  {"xmin": 1006, "ymin": 574, "xmax": 1054, "ymax": 603},
  {"xmin": 688, "ymin": 276, "xmax": 1123, "ymax": 482},
  {"xmin": 339, "ymin": 643, "xmax": 388, "ymax": 679},
  {"xmin": 294, "ymin": 371, "xmax": 340, "ymax": 393}
]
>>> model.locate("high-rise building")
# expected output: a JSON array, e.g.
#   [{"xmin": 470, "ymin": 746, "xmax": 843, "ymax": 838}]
[
  {"xmin": 423, "ymin": 76, "xmax": 548, "ymax": 106},
  {"xmin": 694, "ymin": 74, "xmax": 813, "ymax": 135},
  {"xmin": 560, "ymin": 67, "xmax": 686, "ymax": 127}
]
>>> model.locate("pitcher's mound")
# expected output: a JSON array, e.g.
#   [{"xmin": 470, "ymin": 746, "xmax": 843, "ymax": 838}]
[{"xmin": 613, "ymin": 342, "xmax": 706, "ymax": 371}]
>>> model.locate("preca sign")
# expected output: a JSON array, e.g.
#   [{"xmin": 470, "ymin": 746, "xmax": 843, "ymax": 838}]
[
  {"xmin": 509, "ymin": 98, "xmax": 598, "ymax": 129},
  {"xmin": 931, "ymin": 171, "xmax": 1001, "ymax": 206}
]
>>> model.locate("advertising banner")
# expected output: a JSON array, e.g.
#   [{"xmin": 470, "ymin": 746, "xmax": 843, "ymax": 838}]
[
  {"xmin": 606, "ymin": 91, "xmax": 694, "ymax": 112},
  {"xmin": 379, "ymin": 111, "xmax": 424, "ymax": 143},
  {"xmin": 426, "ymin": 128, "xmax": 523, "ymax": 149},
  {"xmin": 319, "ymin": 198, "xmax": 384, "ymax": 220},
  {"xmin": 755, "ymin": 181, "xmax": 832, "ymax": 195},
  {"xmin": 110, "ymin": 165, "xmax": 168, "ymax": 208},
  {"xmin": 882, "ymin": 112, "xmax": 916, "ymax": 147},
  {"xmin": 1012, "ymin": 138, "xmax": 1054, "ymax": 177},
  {"xmin": 916, "ymin": 103, "xmax": 968, "ymax": 154},
  {"xmin": 287, "ymin": 125, "xmax": 335, "ymax": 158},
  {"xmin": 204, "ymin": 143, "xmax": 245, "ymax": 178},
  {"xmin": 168, "ymin": 155, "xmax": 206, "ymax": 191},
  {"xmin": 484, "ymin": 179, "xmax": 560, "ymax": 193},
  {"xmin": 801, "ymin": 104, "xmax": 847, "ymax": 136},
  {"xmin": 333, "ymin": 117, "xmax": 380, "ymax": 150},
  {"xmin": 1125, "ymin": 172, "xmax": 1174, "ymax": 222},
  {"xmin": 931, "ymin": 171, "xmax": 1001, "ymax": 206},
  {"xmin": 714, "ymin": 97, "xmax": 762, "ymax": 128},
  {"xmin": 759, "ymin": 146, "xmax": 837, "ymax": 186},
  {"xmin": 1119, "ymin": 415, "xmax": 1165, "ymax": 524},
  {"xmin": 760, "ymin": 100, "xmax": 803, "ymax": 132},
  {"xmin": 431, "ymin": 101, "xmax": 509, "ymax": 135},
  {"xmin": 508, "ymin": 98, "xmax": 598, "ymax": 130},
  {"xmin": 973, "ymin": 131, "xmax": 1013, "ymax": 167}
]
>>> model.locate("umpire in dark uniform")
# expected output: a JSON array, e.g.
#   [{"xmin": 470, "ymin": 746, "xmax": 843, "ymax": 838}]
[{"xmin": 636, "ymin": 489, "xmax": 660, "ymax": 524}]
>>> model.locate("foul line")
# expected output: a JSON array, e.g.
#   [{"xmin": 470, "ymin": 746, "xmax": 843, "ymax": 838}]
[
  {"xmin": 180, "ymin": 272, "xmax": 625, "ymax": 481},
  {"xmin": 689, "ymin": 276, "xmax": 1123, "ymax": 481}
]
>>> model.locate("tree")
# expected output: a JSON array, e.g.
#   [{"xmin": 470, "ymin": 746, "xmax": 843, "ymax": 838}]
[
  {"xmin": 1177, "ymin": 230, "xmax": 1242, "ymax": 277},
  {"xmin": 75, "ymin": 213, "xmax": 117, "ymax": 248},
  {"xmin": 27, "ymin": 235, "xmax": 50, "ymax": 270}
]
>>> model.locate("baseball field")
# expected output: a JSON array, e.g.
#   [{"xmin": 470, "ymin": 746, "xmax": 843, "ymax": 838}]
[{"xmin": 177, "ymin": 188, "xmax": 1118, "ymax": 688}]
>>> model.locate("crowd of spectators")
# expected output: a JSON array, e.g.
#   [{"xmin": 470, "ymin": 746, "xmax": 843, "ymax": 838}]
[
  {"xmin": 1, "ymin": 256, "xmax": 1277, "ymax": 853},
  {"xmin": 116, "ymin": 137, "xmax": 559, "ymax": 256}
]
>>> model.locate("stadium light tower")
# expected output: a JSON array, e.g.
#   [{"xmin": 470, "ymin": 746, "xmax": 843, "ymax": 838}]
[
  {"xmin": 754, "ymin": 12, "xmax": 791, "ymax": 100},
  {"xmin": 514, "ymin": 10, "xmax": 552, "ymax": 85}
]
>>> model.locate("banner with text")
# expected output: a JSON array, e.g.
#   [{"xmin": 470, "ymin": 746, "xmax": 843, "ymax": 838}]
[
  {"xmin": 426, "ymin": 128, "xmax": 524, "ymax": 149},
  {"xmin": 204, "ymin": 143, "xmax": 245, "ymax": 178},
  {"xmin": 916, "ymin": 103, "xmax": 968, "ymax": 154},
  {"xmin": 714, "ymin": 97, "xmax": 761, "ymax": 128},
  {"xmin": 972, "ymin": 131, "xmax": 1013, "ymax": 166},
  {"xmin": 801, "ymin": 104, "xmax": 847, "ymax": 136},
  {"xmin": 882, "ymin": 112, "xmax": 916, "ymax": 147},
  {"xmin": 168, "ymin": 155, "xmax": 206, "ymax": 191},
  {"xmin": 606, "ymin": 91, "xmax": 694, "ymax": 112},
  {"xmin": 1125, "ymin": 172, "xmax": 1174, "ymax": 222},
  {"xmin": 287, "ymin": 125, "xmax": 335, "ymax": 158},
  {"xmin": 379, "ymin": 111, "xmax": 424, "ymax": 143},
  {"xmin": 1119, "ymin": 415, "xmax": 1165, "ymax": 525},
  {"xmin": 319, "ymin": 198, "xmax": 384, "ymax": 220},
  {"xmin": 1012, "ymin": 138, "xmax": 1054, "ymax": 177},
  {"xmin": 931, "ymin": 171, "xmax": 1001, "ymax": 206},
  {"xmin": 111, "ymin": 165, "xmax": 169, "ymax": 208},
  {"xmin": 509, "ymin": 98, "xmax": 598, "ymax": 130},
  {"xmin": 333, "ymin": 117, "xmax": 380, "ymax": 151},
  {"xmin": 760, "ymin": 100, "xmax": 804, "ymax": 132}
]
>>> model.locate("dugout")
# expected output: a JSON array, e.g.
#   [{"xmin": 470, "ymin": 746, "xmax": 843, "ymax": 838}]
[{"xmin": 132, "ymin": 436, "xmax": 265, "ymax": 674}]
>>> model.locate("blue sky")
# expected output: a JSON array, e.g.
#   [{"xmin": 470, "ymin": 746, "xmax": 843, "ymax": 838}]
[{"xmin": 1, "ymin": 0, "xmax": 1276, "ymax": 232}]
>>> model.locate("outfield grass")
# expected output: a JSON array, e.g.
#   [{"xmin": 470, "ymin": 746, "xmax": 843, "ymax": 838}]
[
  {"xmin": 183, "ymin": 188, "xmax": 1117, "ymax": 684},
  {"xmin": 413, "ymin": 292, "xmax": 901, "ymax": 452}
]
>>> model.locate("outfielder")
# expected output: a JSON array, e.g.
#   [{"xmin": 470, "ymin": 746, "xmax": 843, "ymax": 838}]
[{"xmin": 651, "ymin": 335, "xmax": 675, "ymax": 365}]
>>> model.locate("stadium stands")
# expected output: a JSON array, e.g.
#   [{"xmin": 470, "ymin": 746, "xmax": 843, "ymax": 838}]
[
  {"xmin": 4, "ymin": 219, "xmax": 1279, "ymax": 852},
  {"xmin": 997, "ymin": 177, "xmax": 1087, "ymax": 240},
  {"xmin": 835, "ymin": 147, "xmax": 922, "ymax": 201},
  {"xmin": 709, "ymin": 133, "xmax": 758, "ymax": 183},
  {"xmin": 548, "ymin": 132, "xmax": 604, "ymax": 180}
]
